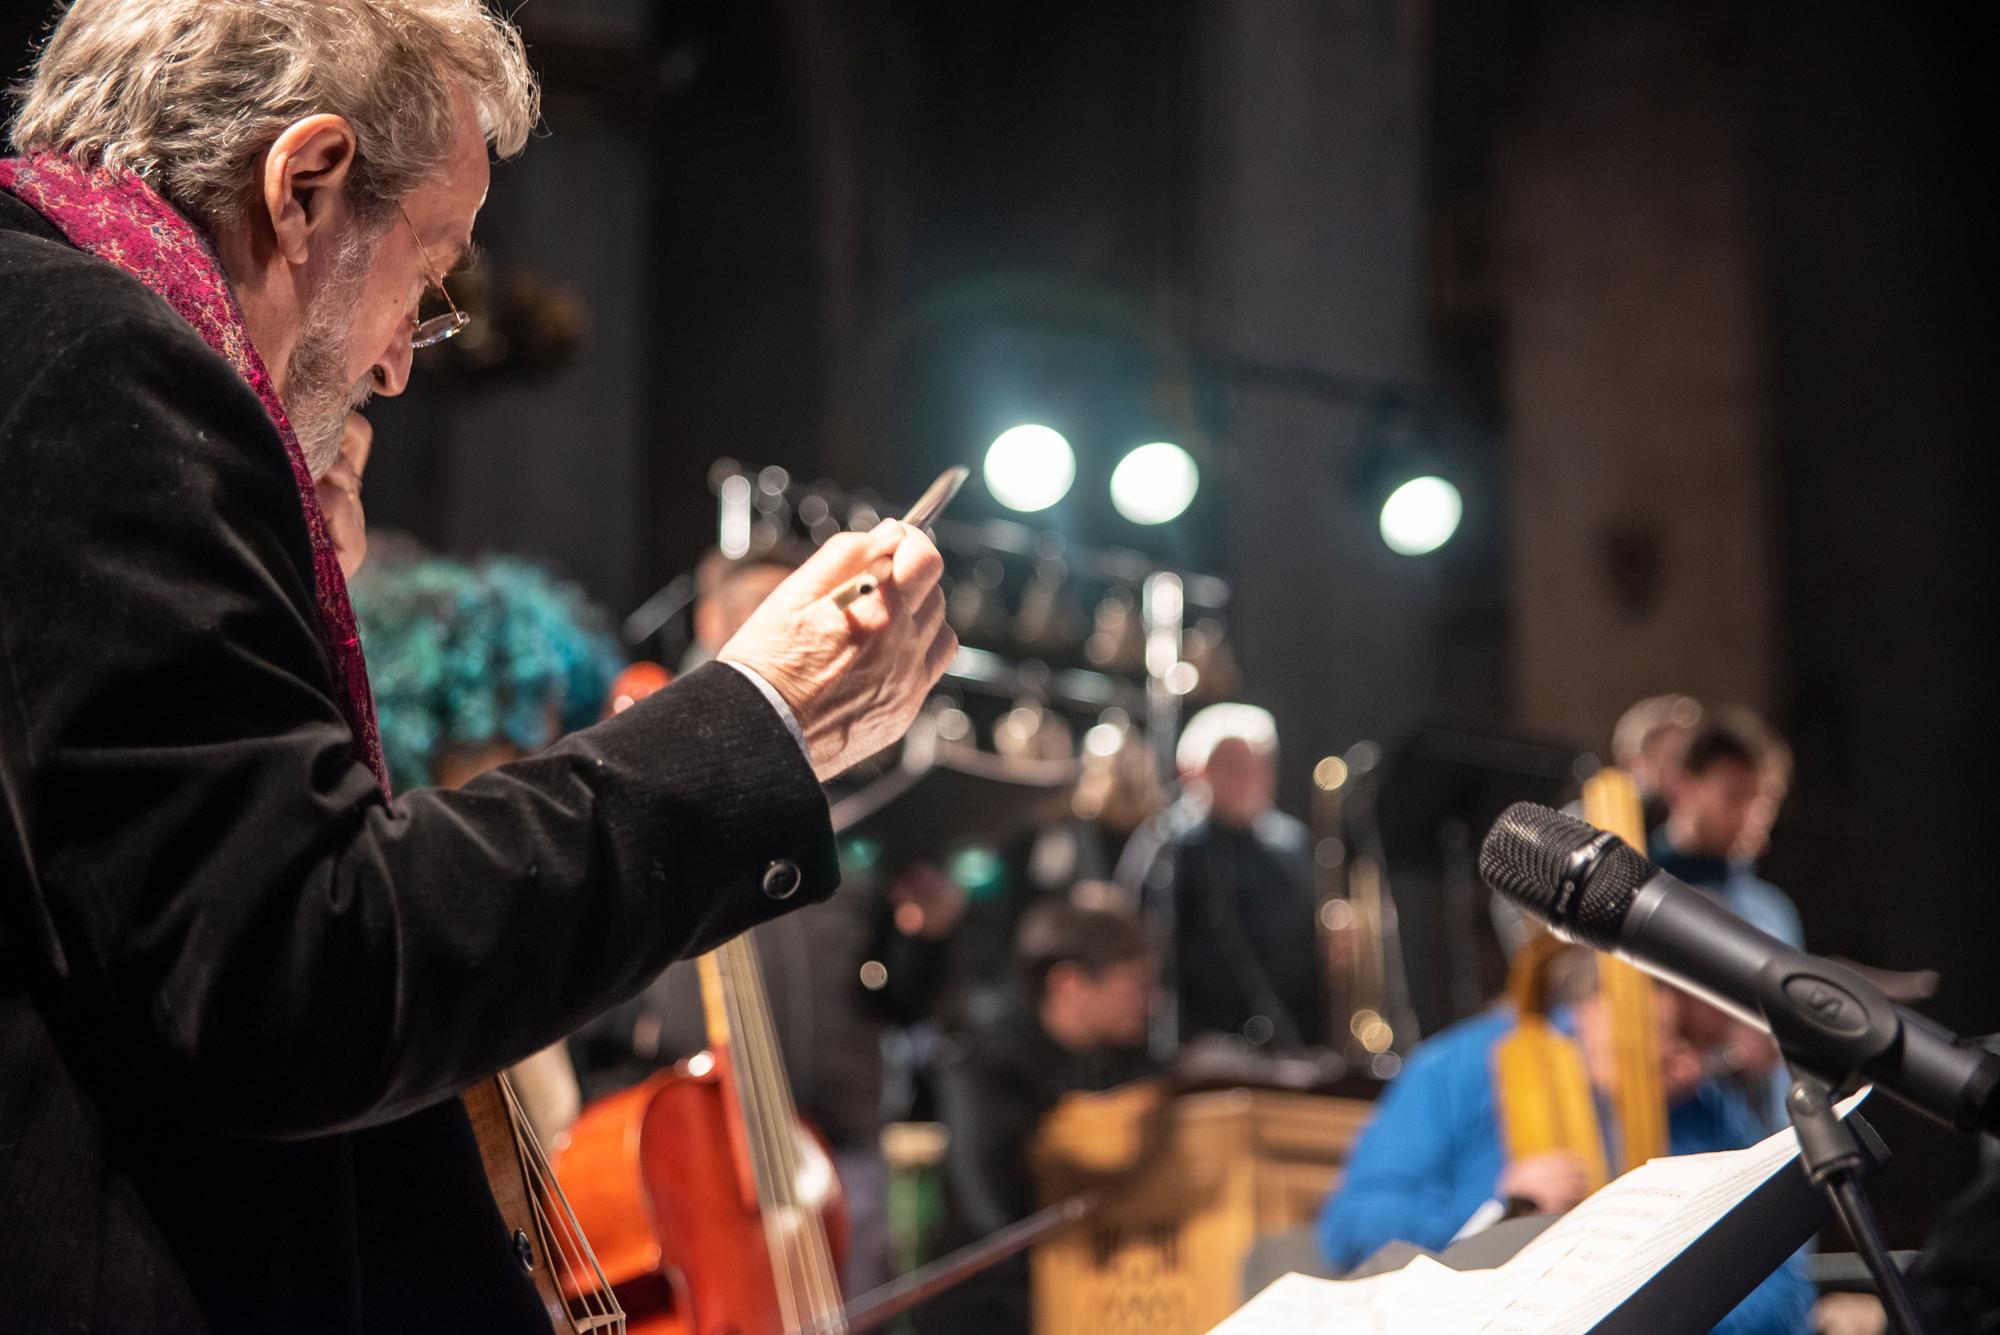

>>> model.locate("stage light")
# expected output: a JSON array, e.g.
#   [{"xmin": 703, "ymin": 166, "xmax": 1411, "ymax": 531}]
[
  {"xmin": 983, "ymin": 424, "xmax": 1074, "ymax": 512},
  {"xmin": 1378, "ymin": 475, "xmax": 1462, "ymax": 556},
  {"xmin": 1109, "ymin": 441, "xmax": 1199, "ymax": 525}
]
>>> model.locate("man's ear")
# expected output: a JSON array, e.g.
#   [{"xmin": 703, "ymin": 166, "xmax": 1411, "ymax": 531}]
[{"xmin": 260, "ymin": 114, "xmax": 360, "ymax": 267}]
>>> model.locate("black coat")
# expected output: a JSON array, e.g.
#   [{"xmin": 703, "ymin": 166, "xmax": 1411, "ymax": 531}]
[
  {"xmin": 1118, "ymin": 808, "xmax": 1327, "ymax": 1049},
  {"xmin": 0, "ymin": 191, "xmax": 840, "ymax": 1331}
]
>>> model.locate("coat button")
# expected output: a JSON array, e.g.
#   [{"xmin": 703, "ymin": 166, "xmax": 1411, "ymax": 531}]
[{"xmin": 762, "ymin": 859, "xmax": 802, "ymax": 900}]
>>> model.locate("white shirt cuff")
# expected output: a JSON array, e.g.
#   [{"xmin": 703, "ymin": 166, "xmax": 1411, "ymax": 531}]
[{"xmin": 720, "ymin": 660, "xmax": 809, "ymax": 760}]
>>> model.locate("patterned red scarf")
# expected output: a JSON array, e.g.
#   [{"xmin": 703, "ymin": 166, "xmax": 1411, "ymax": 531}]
[{"xmin": 0, "ymin": 152, "xmax": 390, "ymax": 796}]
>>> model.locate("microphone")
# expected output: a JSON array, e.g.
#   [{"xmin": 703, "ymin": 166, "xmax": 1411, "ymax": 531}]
[{"xmin": 1479, "ymin": 801, "xmax": 2000, "ymax": 1135}]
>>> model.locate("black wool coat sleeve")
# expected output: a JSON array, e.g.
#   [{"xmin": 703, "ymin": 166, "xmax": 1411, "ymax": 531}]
[{"xmin": 0, "ymin": 193, "xmax": 839, "ymax": 1331}]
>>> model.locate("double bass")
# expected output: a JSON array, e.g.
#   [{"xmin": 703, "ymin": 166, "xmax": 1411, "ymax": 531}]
[{"xmin": 552, "ymin": 935, "xmax": 851, "ymax": 1334}]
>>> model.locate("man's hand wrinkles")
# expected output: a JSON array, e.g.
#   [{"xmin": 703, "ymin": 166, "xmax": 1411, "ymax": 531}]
[{"xmin": 717, "ymin": 520, "xmax": 956, "ymax": 781}]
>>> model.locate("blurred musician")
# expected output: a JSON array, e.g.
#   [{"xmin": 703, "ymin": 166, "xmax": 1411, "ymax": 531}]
[
  {"xmin": 685, "ymin": 546, "xmax": 801, "ymax": 672},
  {"xmin": 955, "ymin": 712, "xmax": 1170, "ymax": 1001},
  {"xmin": 1316, "ymin": 963, "xmax": 1813, "ymax": 1335},
  {"xmin": 1611, "ymin": 692, "xmax": 1706, "ymax": 834},
  {"xmin": 1116, "ymin": 703, "xmax": 1325, "ymax": 1049},
  {"xmin": 916, "ymin": 895, "xmax": 1160, "ymax": 1334},
  {"xmin": 1649, "ymin": 716, "xmax": 1801, "ymax": 1130},
  {"xmin": 1651, "ymin": 718, "xmax": 1802, "ymax": 950}
]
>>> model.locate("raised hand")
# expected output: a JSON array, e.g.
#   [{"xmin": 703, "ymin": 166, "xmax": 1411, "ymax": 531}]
[{"xmin": 719, "ymin": 521, "xmax": 956, "ymax": 780}]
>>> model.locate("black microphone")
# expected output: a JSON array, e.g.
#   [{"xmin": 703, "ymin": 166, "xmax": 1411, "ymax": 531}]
[{"xmin": 1479, "ymin": 801, "xmax": 2000, "ymax": 1136}]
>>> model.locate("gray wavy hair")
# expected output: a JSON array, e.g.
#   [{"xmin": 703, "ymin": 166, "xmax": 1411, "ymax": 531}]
[{"xmin": 11, "ymin": 0, "xmax": 539, "ymax": 227}]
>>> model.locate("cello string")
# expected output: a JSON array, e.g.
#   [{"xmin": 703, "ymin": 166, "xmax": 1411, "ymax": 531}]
[
  {"xmin": 723, "ymin": 936, "xmax": 809, "ymax": 1333},
  {"xmin": 718, "ymin": 940, "xmax": 793, "ymax": 1325},
  {"xmin": 499, "ymin": 1073, "xmax": 625, "ymax": 1331},
  {"xmin": 497, "ymin": 1073, "xmax": 589, "ymax": 1329},
  {"xmin": 746, "ymin": 946, "xmax": 845, "ymax": 1333},
  {"xmin": 734, "ymin": 932, "xmax": 822, "ymax": 1322},
  {"xmin": 715, "ymin": 929, "xmax": 845, "ymax": 1330},
  {"xmin": 500, "ymin": 1075, "xmax": 615, "ymax": 1331},
  {"xmin": 733, "ymin": 933, "xmax": 845, "ymax": 1326},
  {"xmin": 501, "ymin": 1078, "xmax": 591, "ymax": 1331},
  {"xmin": 733, "ymin": 934, "xmax": 815, "ymax": 1327},
  {"xmin": 745, "ymin": 940, "xmax": 838, "ymax": 1331},
  {"xmin": 524, "ymin": 1173, "xmax": 622, "ymax": 1332},
  {"xmin": 738, "ymin": 935, "xmax": 843, "ymax": 1329}
]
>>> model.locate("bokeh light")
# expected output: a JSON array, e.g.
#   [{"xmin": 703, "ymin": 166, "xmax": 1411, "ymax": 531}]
[
  {"xmin": 1109, "ymin": 441, "xmax": 1200, "ymax": 525},
  {"xmin": 983, "ymin": 424, "xmax": 1075, "ymax": 512},
  {"xmin": 1378, "ymin": 475, "xmax": 1463, "ymax": 555}
]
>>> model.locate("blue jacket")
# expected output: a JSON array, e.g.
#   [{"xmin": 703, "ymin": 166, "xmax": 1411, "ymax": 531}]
[{"xmin": 1318, "ymin": 1009, "xmax": 1813, "ymax": 1334}]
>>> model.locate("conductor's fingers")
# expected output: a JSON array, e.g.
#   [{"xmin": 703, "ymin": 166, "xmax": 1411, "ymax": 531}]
[
  {"xmin": 913, "ymin": 585, "xmax": 946, "ymax": 640},
  {"xmin": 793, "ymin": 525, "xmax": 903, "ymax": 600},
  {"xmin": 923, "ymin": 618, "xmax": 959, "ymax": 681},
  {"xmin": 887, "ymin": 522, "xmax": 945, "ymax": 603}
]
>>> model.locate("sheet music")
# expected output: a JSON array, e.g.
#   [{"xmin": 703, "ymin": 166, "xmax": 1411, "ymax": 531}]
[
  {"xmin": 1210, "ymin": 1090, "xmax": 1867, "ymax": 1335},
  {"xmin": 1207, "ymin": 1260, "xmax": 1505, "ymax": 1335},
  {"xmin": 1476, "ymin": 1089, "xmax": 1865, "ymax": 1333}
]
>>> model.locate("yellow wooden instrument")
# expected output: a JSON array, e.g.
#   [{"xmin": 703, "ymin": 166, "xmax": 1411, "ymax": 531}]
[
  {"xmin": 1493, "ymin": 767, "xmax": 1666, "ymax": 1194},
  {"xmin": 1582, "ymin": 768, "xmax": 1668, "ymax": 1172}
]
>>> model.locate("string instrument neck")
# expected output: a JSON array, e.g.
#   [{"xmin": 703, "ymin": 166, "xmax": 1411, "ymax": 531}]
[
  {"xmin": 1580, "ymin": 768, "xmax": 1669, "ymax": 1171},
  {"xmin": 464, "ymin": 1073, "xmax": 626, "ymax": 1333},
  {"xmin": 696, "ymin": 935, "xmax": 847, "ymax": 1333}
]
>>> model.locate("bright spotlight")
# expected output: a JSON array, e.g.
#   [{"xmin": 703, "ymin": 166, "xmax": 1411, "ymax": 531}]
[
  {"xmin": 983, "ymin": 424, "xmax": 1074, "ymax": 512},
  {"xmin": 1109, "ymin": 441, "xmax": 1199, "ymax": 525},
  {"xmin": 1378, "ymin": 475, "xmax": 1462, "ymax": 555}
]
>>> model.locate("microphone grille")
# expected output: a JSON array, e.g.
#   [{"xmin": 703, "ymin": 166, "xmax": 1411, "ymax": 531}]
[
  {"xmin": 1569, "ymin": 839, "xmax": 1654, "ymax": 950},
  {"xmin": 1479, "ymin": 802, "xmax": 1598, "ymax": 917},
  {"xmin": 1479, "ymin": 801, "xmax": 1656, "ymax": 950}
]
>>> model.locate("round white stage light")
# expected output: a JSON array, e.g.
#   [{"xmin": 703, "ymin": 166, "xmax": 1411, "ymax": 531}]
[
  {"xmin": 983, "ymin": 424, "xmax": 1075, "ymax": 513},
  {"xmin": 1378, "ymin": 475, "xmax": 1462, "ymax": 556},
  {"xmin": 1109, "ymin": 441, "xmax": 1200, "ymax": 525}
]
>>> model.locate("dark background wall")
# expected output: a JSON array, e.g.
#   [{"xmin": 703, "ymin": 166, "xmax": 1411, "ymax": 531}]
[
  {"xmin": 1747, "ymin": 0, "xmax": 1997, "ymax": 1243},
  {"xmin": 3, "ymin": 0, "xmax": 1992, "ymax": 1243},
  {"xmin": 1427, "ymin": 0, "xmax": 1996, "ymax": 1240}
]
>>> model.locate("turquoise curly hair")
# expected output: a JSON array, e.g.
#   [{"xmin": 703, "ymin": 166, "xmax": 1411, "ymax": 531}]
[{"xmin": 350, "ymin": 550, "xmax": 623, "ymax": 792}]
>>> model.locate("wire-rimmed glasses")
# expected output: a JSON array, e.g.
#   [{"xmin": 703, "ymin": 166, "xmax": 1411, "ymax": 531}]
[{"xmin": 399, "ymin": 206, "xmax": 470, "ymax": 349}]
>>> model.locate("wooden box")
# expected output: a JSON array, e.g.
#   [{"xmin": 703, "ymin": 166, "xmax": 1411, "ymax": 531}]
[{"xmin": 1029, "ymin": 1086, "xmax": 1372, "ymax": 1335}]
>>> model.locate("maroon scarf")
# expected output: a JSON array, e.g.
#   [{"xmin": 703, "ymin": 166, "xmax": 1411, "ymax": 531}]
[{"xmin": 0, "ymin": 152, "xmax": 390, "ymax": 796}]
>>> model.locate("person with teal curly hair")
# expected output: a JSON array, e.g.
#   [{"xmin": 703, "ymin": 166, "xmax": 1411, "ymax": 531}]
[
  {"xmin": 350, "ymin": 546, "xmax": 624, "ymax": 794},
  {"xmin": 349, "ymin": 544, "xmax": 625, "ymax": 1143}
]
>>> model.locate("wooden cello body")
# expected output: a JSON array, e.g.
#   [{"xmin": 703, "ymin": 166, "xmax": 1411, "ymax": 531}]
[{"xmin": 552, "ymin": 939, "xmax": 851, "ymax": 1335}]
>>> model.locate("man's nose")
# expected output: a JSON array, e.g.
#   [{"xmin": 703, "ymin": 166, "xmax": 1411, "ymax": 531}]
[{"xmin": 371, "ymin": 330, "xmax": 414, "ymax": 397}]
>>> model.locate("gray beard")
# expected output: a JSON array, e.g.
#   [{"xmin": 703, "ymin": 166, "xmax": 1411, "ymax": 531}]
[{"xmin": 285, "ymin": 232, "xmax": 378, "ymax": 478}]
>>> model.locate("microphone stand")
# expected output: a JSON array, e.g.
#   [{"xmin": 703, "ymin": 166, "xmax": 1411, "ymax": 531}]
[{"xmin": 1781, "ymin": 1062, "xmax": 1923, "ymax": 1335}]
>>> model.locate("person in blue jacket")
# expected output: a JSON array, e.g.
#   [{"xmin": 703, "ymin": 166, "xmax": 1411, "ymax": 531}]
[{"xmin": 1318, "ymin": 975, "xmax": 1814, "ymax": 1335}]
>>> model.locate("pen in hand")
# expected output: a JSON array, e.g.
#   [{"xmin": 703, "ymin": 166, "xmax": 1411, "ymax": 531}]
[{"xmin": 829, "ymin": 466, "xmax": 969, "ymax": 609}]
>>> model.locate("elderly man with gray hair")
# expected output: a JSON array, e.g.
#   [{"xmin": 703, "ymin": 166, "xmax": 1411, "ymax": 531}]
[
  {"xmin": 0, "ymin": 2, "xmax": 954, "ymax": 1330},
  {"xmin": 1115, "ymin": 702, "xmax": 1326, "ymax": 1053}
]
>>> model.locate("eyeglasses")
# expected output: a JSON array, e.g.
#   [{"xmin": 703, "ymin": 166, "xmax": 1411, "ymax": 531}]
[{"xmin": 399, "ymin": 206, "xmax": 470, "ymax": 349}]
